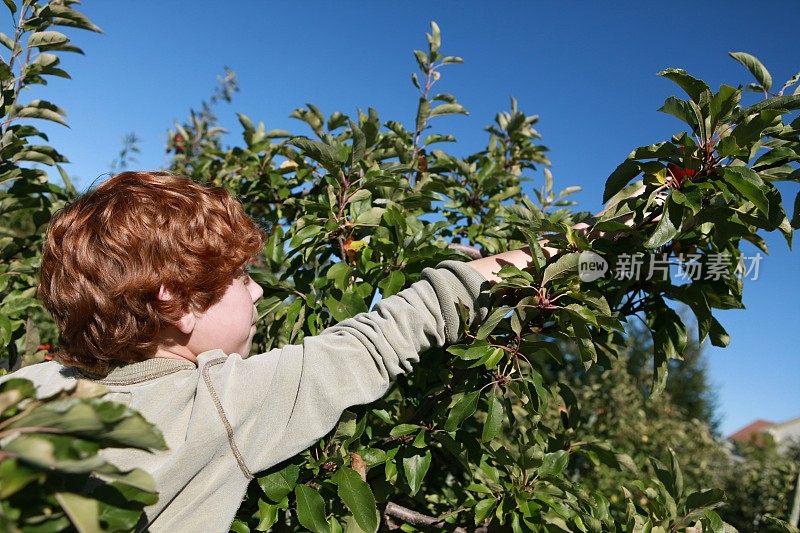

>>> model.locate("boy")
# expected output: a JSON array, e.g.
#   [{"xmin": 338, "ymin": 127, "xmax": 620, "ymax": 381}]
[{"xmin": 6, "ymin": 171, "xmax": 535, "ymax": 532}]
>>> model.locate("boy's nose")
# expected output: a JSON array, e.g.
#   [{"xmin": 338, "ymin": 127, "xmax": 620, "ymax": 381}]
[{"xmin": 251, "ymin": 281, "xmax": 264, "ymax": 302}]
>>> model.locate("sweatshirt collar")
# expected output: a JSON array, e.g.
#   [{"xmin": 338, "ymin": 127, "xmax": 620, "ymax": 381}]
[{"xmin": 76, "ymin": 357, "xmax": 197, "ymax": 386}]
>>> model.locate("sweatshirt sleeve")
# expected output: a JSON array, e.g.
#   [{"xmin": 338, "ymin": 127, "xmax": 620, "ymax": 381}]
[{"xmin": 199, "ymin": 259, "xmax": 492, "ymax": 476}]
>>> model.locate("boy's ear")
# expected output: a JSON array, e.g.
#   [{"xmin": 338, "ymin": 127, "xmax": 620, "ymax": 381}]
[{"xmin": 158, "ymin": 285, "xmax": 196, "ymax": 335}]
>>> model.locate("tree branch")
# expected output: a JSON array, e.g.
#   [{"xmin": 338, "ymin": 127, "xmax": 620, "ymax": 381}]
[
  {"xmin": 383, "ymin": 502, "xmax": 488, "ymax": 532},
  {"xmin": 447, "ymin": 242, "xmax": 483, "ymax": 259}
]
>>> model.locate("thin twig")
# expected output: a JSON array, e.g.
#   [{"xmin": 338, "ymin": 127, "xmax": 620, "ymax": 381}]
[
  {"xmin": 383, "ymin": 501, "xmax": 488, "ymax": 531},
  {"xmin": 447, "ymin": 242, "xmax": 483, "ymax": 259}
]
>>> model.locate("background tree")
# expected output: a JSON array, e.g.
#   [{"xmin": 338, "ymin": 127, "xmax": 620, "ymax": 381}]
[{"xmin": 721, "ymin": 439, "xmax": 800, "ymax": 532}]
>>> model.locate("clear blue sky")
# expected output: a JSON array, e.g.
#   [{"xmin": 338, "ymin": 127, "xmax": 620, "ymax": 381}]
[{"xmin": 21, "ymin": 1, "xmax": 799, "ymax": 435}]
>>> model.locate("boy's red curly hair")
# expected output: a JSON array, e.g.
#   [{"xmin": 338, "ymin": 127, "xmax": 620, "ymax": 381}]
[{"xmin": 37, "ymin": 171, "xmax": 265, "ymax": 375}]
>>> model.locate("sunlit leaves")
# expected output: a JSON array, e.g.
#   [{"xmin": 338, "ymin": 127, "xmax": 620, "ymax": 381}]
[
  {"xmin": 10, "ymin": 99, "xmax": 68, "ymax": 126},
  {"xmin": 27, "ymin": 30, "xmax": 69, "ymax": 48},
  {"xmin": 294, "ymin": 485, "xmax": 329, "ymax": 533},
  {"xmin": 402, "ymin": 450, "xmax": 432, "ymax": 496},
  {"xmin": 444, "ymin": 391, "xmax": 480, "ymax": 432},
  {"xmin": 542, "ymin": 252, "xmax": 580, "ymax": 286},
  {"xmin": 0, "ymin": 379, "xmax": 163, "ymax": 531},
  {"xmin": 729, "ymin": 51, "xmax": 772, "ymax": 92},
  {"xmin": 723, "ymin": 166, "xmax": 770, "ymax": 216},
  {"xmin": 643, "ymin": 195, "xmax": 684, "ymax": 249},
  {"xmin": 603, "ymin": 159, "xmax": 641, "ymax": 203},
  {"xmin": 481, "ymin": 394, "xmax": 504, "ymax": 442},
  {"xmin": 657, "ymin": 68, "xmax": 711, "ymax": 104},
  {"xmin": 258, "ymin": 464, "xmax": 300, "ymax": 503},
  {"xmin": 332, "ymin": 467, "xmax": 378, "ymax": 533}
]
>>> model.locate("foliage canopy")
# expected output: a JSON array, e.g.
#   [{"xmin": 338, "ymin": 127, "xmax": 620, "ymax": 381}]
[{"xmin": 1, "ymin": 3, "xmax": 799, "ymax": 532}]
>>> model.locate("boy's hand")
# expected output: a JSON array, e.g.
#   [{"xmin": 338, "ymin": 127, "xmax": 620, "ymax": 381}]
[{"xmin": 465, "ymin": 184, "xmax": 662, "ymax": 284}]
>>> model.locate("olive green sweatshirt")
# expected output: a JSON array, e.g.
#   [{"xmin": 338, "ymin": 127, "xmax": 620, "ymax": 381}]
[{"xmin": 5, "ymin": 260, "xmax": 492, "ymax": 532}]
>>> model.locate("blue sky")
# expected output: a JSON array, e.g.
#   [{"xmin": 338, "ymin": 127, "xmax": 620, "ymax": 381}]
[{"xmin": 19, "ymin": 1, "xmax": 798, "ymax": 435}]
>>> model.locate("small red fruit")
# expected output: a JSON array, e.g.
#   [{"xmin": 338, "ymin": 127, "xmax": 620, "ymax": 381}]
[{"xmin": 666, "ymin": 163, "xmax": 698, "ymax": 189}]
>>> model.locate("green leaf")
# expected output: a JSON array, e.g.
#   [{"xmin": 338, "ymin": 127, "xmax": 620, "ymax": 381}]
[
  {"xmin": 643, "ymin": 196, "xmax": 684, "ymax": 249},
  {"xmin": 11, "ymin": 100, "xmax": 68, "ymax": 126},
  {"xmin": 415, "ymin": 97, "xmax": 430, "ymax": 133},
  {"xmin": 649, "ymin": 304, "xmax": 687, "ymax": 397},
  {"xmin": 672, "ymin": 284, "xmax": 712, "ymax": 344},
  {"xmin": 441, "ymin": 55, "xmax": 463, "ymax": 64},
  {"xmin": 570, "ymin": 314, "xmax": 597, "ymax": 365},
  {"xmin": 630, "ymin": 141, "xmax": 677, "ymax": 160},
  {"xmin": 780, "ymin": 71, "xmax": 800, "ymax": 96},
  {"xmin": 0, "ymin": 314, "xmax": 13, "ymax": 346},
  {"xmin": 684, "ymin": 488, "xmax": 724, "ymax": 512},
  {"xmin": 359, "ymin": 448, "xmax": 387, "ymax": 466},
  {"xmin": 730, "ymin": 109, "xmax": 782, "ymax": 148},
  {"xmin": 402, "ymin": 450, "xmax": 432, "ymax": 496},
  {"xmin": 332, "ymin": 467, "xmax": 378, "ymax": 533},
  {"xmin": 28, "ymin": 31, "xmax": 70, "ymax": 48},
  {"xmin": 753, "ymin": 146, "xmax": 798, "ymax": 169},
  {"xmin": 658, "ymin": 68, "xmax": 711, "ymax": 103},
  {"xmin": 669, "ymin": 448, "xmax": 683, "ymax": 498},
  {"xmin": 3, "ymin": 0, "xmax": 16, "ymax": 15},
  {"xmin": 423, "ymin": 133, "xmax": 456, "ymax": 145},
  {"xmin": 724, "ymin": 166, "xmax": 770, "ymax": 216},
  {"xmin": 658, "ymin": 96, "xmax": 697, "ymax": 128},
  {"xmin": 444, "ymin": 391, "xmax": 480, "ymax": 432},
  {"xmin": 729, "ymin": 52, "xmax": 772, "ymax": 92},
  {"xmin": 538, "ymin": 450, "xmax": 569, "ymax": 477},
  {"xmin": 475, "ymin": 307, "xmax": 509, "ymax": 340},
  {"xmin": 481, "ymin": 394, "xmax": 503, "ymax": 442},
  {"xmin": 377, "ymin": 270, "xmax": 405, "ymax": 298},
  {"xmin": 353, "ymin": 206, "xmax": 385, "ymax": 226},
  {"xmin": 413, "ymin": 49, "xmax": 429, "ymax": 72},
  {"xmin": 474, "ymin": 499, "xmax": 495, "ymax": 525},
  {"xmin": 348, "ymin": 120, "xmax": 366, "ymax": 166},
  {"xmin": 762, "ymin": 516, "xmax": 800, "ymax": 533},
  {"xmin": 428, "ymin": 21, "xmax": 441, "ymax": 54},
  {"xmin": 732, "ymin": 95, "xmax": 800, "ymax": 123},
  {"xmin": 258, "ymin": 464, "xmax": 300, "ymax": 503},
  {"xmin": 295, "ymin": 485, "xmax": 329, "ymax": 533},
  {"xmin": 702, "ymin": 510, "xmax": 724, "ymax": 533},
  {"xmin": 708, "ymin": 316, "xmax": 730, "ymax": 347},
  {"xmin": 42, "ymin": 5, "xmax": 103, "ymax": 33},
  {"xmin": 389, "ymin": 424, "xmax": 420, "ymax": 437},
  {"xmin": 709, "ymin": 84, "xmax": 740, "ymax": 131},
  {"xmin": 429, "ymin": 102, "xmax": 468, "ymax": 118},
  {"xmin": 447, "ymin": 340, "xmax": 492, "ymax": 360},
  {"xmin": 603, "ymin": 160, "xmax": 640, "ymax": 203},
  {"xmin": 791, "ymin": 191, "xmax": 800, "ymax": 229},
  {"xmin": 542, "ymin": 252, "xmax": 581, "ymax": 286},
  {"xmin": 289, "ymin": 224, "xmax": 322, "ymax": 249},
  {"xmin": 230, "ymin": 519, "xmax": 249, "ymax": 533},
  {"xmin": 289, "ymin": 138, "xmax": 342, "ymax": 173},
  {"xmin": 256, "ymin": 499, "xmax": 282, "ymax": 531},
  {"xmin": 55, "ymin": 492, "xmax": 102, "ymax": 533}
]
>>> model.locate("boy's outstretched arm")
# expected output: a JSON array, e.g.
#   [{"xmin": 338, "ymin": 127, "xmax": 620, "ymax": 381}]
[
  {"xmin": 201, "ymin": 259, "xmax": 492, "ymax": 475},
  {"xmin": 202, "ymin": 197, "xmax": 647, "ymax": 476},
  {"xmin": 469, "ymin": 187, "xmax": 650, "ymax": 283}
]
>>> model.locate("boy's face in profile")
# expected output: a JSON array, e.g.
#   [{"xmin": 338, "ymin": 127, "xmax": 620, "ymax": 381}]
[
  {"xmin": 160, "ymin": 263, "xmax": 264, "ymax": 360},
  {"xmin": 192, "ymin": 265, "xmax": 264, "ymax": 357}
]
